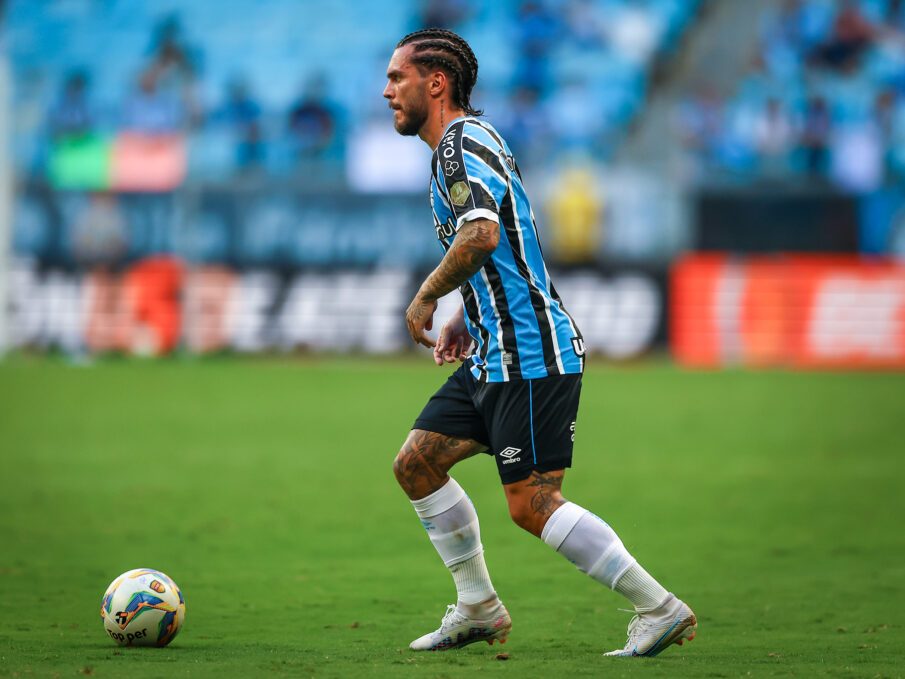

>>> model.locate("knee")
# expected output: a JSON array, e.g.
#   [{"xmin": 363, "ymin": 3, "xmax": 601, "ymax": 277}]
[
  {"xmin": 393, "ymin": 440, "xmax": 447, "ymax": 499},
  {"xmin": 393, "ymin": 446, "xmax": 414, "ymax": 487},
  {"xmin": 507, "ymin": 495, "xmax": 545, "ymax": 537}
]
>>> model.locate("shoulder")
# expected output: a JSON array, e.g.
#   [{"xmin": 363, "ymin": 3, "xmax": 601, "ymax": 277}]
[
  {"xmin": 437, "ymin": 119, "xmax": 469, "ymax": 159},
  {"xmin": 461, "ymin": 119, "xmax": 506, "ymax": 153}
]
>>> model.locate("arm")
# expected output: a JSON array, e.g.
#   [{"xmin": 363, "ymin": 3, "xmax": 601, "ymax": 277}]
[{"xmin": 405, "ymin": 218, "xmax": 500, "ymax": 348}]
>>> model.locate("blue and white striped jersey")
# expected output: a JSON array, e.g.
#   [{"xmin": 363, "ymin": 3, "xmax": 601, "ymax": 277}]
[{"xmin": 429, "ymin": 116, "xmax": 585, "ymax": 383}]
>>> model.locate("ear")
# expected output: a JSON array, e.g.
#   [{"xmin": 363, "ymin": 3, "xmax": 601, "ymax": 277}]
[{"xmin": 428, "ymin": 70, "xmax": 448, "ymax": 99}]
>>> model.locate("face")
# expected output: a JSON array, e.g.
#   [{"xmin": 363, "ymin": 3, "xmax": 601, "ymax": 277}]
[{"xmin": 383, "ymin": 46, "xmax": 430, "ymax": 136}]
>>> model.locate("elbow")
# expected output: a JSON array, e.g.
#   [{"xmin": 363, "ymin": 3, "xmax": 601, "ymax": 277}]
[
  {"xmin": 488, "ymin": 223, "xmax": 500, "ymax": 251},
  {"xmin": 482, "ymin": 220, "xmax": 500, "ymax": 253}
]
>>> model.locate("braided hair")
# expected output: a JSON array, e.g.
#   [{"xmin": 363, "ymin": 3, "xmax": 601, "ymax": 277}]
[{"xmin": 397, "ymin": 28, "xmax": 483, "ymax": 116}]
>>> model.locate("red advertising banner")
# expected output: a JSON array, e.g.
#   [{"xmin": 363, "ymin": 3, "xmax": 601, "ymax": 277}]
[
  {"xmin": 671, "ymin": 254, "xmax": 905, "ymax": 369},
  {"xmin": 84, "ymin": 257, "xmax": 184, "ymax": 356},
  {"xmin": 111, "ymin": 134, "xmax": 187, "ymax": 192}
]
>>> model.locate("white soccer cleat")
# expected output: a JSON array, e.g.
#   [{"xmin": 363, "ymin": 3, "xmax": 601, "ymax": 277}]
[
  {"xmin": 604, "ymin": 595, "xmax": 697, "ymax": 657},
  {"xmin": 409, "ymin": 600, "xmax": 512, "ymax": 651}
]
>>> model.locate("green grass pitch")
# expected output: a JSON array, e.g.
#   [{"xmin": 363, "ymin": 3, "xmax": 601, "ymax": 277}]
[{"xmin": 1, "ymin": 355, "xmax": 903, "ymax": 678}]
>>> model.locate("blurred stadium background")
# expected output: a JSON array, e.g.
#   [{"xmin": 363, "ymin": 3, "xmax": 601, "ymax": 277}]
[{"xmin": 2, "ymin": 0, "xmax": 905, "ymax": 368}]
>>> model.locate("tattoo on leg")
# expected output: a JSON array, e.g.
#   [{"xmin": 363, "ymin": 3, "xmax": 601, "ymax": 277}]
[
  {"xmin": 526, "ymin": 470, "xmax": 565, "ymax": 521},
  {"xmin": 396, "ymin": 431, "xmax": 482, "ymax": 499}
]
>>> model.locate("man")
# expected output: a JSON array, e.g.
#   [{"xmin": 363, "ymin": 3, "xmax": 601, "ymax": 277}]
[{"xmin": 383, "ymin": 28, "xmax": 696, "ymax": 657}]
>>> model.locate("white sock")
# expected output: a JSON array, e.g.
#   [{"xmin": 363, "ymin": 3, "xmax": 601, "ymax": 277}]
[
  {"xmin": 613, "ymin": 562, "xmax": 671, "ymax": 613},
  {"xmin": 411, "ymin": 478, "xmax": 496, "ymax": 606},
  {"xmin": 542, "ymin": 502, "xmax": 668, "ymax": 611}
]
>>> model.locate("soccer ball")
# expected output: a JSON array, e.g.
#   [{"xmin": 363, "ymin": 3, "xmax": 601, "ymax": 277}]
[{"xmin": 100, "ymin": 569, "xmax": 185, "ymax": 647}]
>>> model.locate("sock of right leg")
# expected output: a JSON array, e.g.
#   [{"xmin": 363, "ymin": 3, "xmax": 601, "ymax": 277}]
[
  {"xmin": 411, "ymin": 478, "xmax": 496, "ymax": 606},
  {"xmin": 541, "ymin": 502, "xmax": 669, "ymax": 612}
]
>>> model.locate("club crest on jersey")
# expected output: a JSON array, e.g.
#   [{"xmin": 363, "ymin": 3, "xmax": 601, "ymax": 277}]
[
  {"xmin": 450, "ymin": 181, "xmax": 470, "ymax": 206},
  {"xmin": 444, "ymin": 160, "xmax": 459, "ymax": 177},
  {"xmin": 435, "ymin": 216, "xmax": 456, "ymax": 240}
]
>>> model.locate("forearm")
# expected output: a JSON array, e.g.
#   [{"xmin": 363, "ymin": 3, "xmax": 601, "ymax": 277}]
[{"xmin": 418, "ymin": 219, "xmax": 499, "ymax": 301}]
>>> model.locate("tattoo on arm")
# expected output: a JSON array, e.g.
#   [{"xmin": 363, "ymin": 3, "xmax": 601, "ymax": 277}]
[
  {"xmin": 419, "ymin": 218, "xmax": 499, "ymax": 301},
  {"xmin": 526, "ymin": 470, "xmax": 565, "ymax": 519}
]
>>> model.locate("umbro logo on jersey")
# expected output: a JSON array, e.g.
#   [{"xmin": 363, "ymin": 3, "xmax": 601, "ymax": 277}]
[
  {"xmin": 444, "ymin": 160, "xmax": 459, "ymax": 176},
  {"xmin": 499, "ymin": 447, "xmax": 522, "ymax": 464}
]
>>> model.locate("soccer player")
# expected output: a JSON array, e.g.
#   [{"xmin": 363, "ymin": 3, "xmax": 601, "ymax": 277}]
[{"xmin": 383, "ymin": 28, "xmax": 696, "ymax": 657}]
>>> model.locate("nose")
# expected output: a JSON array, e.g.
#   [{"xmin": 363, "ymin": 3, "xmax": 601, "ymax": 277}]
[{"xmin": 383, "ymin": 81, "xmax": 393, "ymax": 100}]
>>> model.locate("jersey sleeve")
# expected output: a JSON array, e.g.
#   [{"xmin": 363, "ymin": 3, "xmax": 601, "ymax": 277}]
[{"xmin": 435, "ymin": 121, "xmax": 506, "ymax": 230}]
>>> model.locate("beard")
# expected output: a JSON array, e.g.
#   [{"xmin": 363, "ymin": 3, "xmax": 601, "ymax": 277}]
[{"xmin": 394, "ymin": 97, "xmax": 429, "ymax": 136}]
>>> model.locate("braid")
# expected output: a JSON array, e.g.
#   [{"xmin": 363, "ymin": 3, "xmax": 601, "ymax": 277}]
[{"xmin": 397, "ymin": 28, "xmax": 483, "ymax": 116}]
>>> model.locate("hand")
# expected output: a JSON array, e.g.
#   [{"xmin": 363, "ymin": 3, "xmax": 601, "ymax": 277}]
[
  {"xmin": 405, "ymin": 294, "xmax": 438, "ymax": 348},
  {"xmin": 433, "ymin": 307, "xmax": 471, "ymax": 366}
]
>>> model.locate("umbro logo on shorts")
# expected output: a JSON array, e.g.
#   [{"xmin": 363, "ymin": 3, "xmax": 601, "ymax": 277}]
[{"xmin": 499, "ymin": 447, "xmax": 522, "ymax": 464}]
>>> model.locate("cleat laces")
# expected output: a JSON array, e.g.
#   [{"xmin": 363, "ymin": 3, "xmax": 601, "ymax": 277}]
[
  {"xmin": 438, "ymin": 604, "xmax": 467, "ymax": 633},
  {"xmin": 617, "ymin": 608, "xmax": 653, "ymax": 651}
]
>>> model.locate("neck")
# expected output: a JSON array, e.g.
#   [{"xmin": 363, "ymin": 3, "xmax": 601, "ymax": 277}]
[{"xmin": 419, "ymin": 99, "xmax": 466, "ymax": 149}]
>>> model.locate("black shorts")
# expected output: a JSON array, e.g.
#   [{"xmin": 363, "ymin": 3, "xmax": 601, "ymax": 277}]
[{"xmin": 413, "ymin": 363, "xmax": 582, "ymax": 484}]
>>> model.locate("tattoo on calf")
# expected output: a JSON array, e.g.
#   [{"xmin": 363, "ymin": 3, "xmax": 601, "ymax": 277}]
[{"xmin": 526, "ymin": 470, "xmax": 565, "ymax": 519}]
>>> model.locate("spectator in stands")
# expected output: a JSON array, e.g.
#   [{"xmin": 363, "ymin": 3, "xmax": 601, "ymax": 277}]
[
  {"xmin": 884, "ymin": 0, "xmax": 905, "ymax": 33},
  {"xmin": 546, "ymin": 165, "xmax": 601, "ymax": 263},
  {"xmin": 514, "ymin": 1, "xmax": 560, "ymax": 94},
  {"xmin": 420, "ymin": 0, "xmax": 471, "ymax": 30},
  {"xmin": 673, "ymin": 82, "xmax": 725, "ymax": 177},
  {"xmin": 881, "ymin": 87, "xmax": 905, "ymax": 177},
  {"xmin": 144, "ymin": 14, "xmax": 203, "ymax": 128},
  {"xmin": 287, "ymin": 75, "xmax": 338, "ymax": 164},
  {"xmin": 811, "ymin": 0, "xmax": 875, "ymax": 71},
  {"xmin": 50, "ymin": 70, "xmax": 94, "ymax": 140},
  {"xmin": 752, "ymin": 97, "xmax": 797, "ymax": 177},
  {"xmin": 875, "ymin": 87, "xmax": 901, "ymax": 180},
  {"xmin": 759, "ymin": 0, "xmax": 811, "ymax": 78},
  {"xmin": 216, "ymin": 78, "xmax": 264, "ymax": 173},
  {"xmin": 71, "ymin": 193, "xmax": 128, "ymax": 271},
  {"xmin": 829, "ymin": 111, "xmax": 884, "ymax": 193},
  {"xmin": 122, "ymin": 70, "xmax": 186, "ymax": 134},
  {"xmin": 800, "ymin": 95, "xmax": 833, "ymax": 178},
  {"xmin": 497, "ymin": 85, "xmax": 551, "ymax": 167},
  {"xmin": 563, "ymin": 0, "xmax": 606, "ymax": 49}
]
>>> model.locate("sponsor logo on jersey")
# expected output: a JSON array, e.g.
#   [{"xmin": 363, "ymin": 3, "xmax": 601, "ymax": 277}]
[
  {"xmin": 444, "ymin": 160, "xmax": 459, "ymax": 177},
  {"xmin": 435, "ymin": 216, "xmax": 456, "ymax": 240},
  {"xmin": 450, "ymin": 181, "xmax": 470, "ymax": 207},
  {"xmin": 440, "ymin": 128, "xmax": 457, "ymax": 158},
  {"xmin": 499, "ymin": 447, "xmax": 521, "ymax": 464},
  {"xmin": 571, "ymin": 337, "xmax": 586, "ymax": 356}
]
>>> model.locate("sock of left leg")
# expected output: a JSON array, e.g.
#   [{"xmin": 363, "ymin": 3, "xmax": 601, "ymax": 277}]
[
  {"xmin": 541, "ymin": 501, "xmax": 669, "ymax": 612},
  {"xmin": 411, "ymin": 478, "xmax": 496, "ymax": 606}
]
